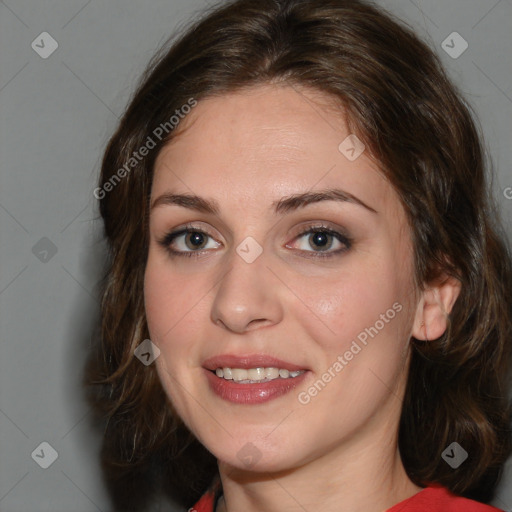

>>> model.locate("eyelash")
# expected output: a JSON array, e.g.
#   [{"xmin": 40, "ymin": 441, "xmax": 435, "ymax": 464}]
[{"xmin": 157, "ymin": 222, "xmax": 352, "ymax": 260}]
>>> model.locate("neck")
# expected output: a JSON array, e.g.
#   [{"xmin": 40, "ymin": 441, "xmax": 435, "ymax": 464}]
[{"xmin": 215, "ymin": 418, "xmax": 422, "ymax": 512}]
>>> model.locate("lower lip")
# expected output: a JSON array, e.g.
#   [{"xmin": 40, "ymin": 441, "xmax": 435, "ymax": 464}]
[{"xmin": 204, "ymin": 368, "xmax": 309, "ymax": 404}]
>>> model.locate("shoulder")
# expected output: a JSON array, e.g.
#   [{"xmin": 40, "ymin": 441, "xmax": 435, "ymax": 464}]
[{"xmin": 387, "ymin": 484, "xmax": 505, "ymax": 512}]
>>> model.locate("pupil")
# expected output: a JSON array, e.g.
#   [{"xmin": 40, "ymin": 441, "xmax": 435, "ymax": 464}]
[
  {"xmin": 189, "ymin": 232, "xmax": 205, "ymax": 248},
  {"xmin": 312, "ymin": 232, "xmax": 330, "ymax": 250}
]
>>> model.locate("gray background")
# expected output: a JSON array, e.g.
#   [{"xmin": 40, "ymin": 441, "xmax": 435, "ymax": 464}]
[{"xmin": 0, "ymin": 0, "xmax": 511, "ymax": 511}]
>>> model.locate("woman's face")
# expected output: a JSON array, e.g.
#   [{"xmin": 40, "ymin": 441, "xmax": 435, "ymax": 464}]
[{"xmin": 144, "ymin": 84, "xmax": 419, "ymax": 472}]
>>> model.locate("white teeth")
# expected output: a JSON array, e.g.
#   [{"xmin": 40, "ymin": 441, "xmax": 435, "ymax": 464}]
[
  {"xmin": 265, "ymin": 368, "xmax": 280, "ymax": 379},
  {"xmin": 213, "ymin": 367, "xmax": 305, "ymax": 383},
  {"xmin": 248, "ymin": 367, "xmax": 266, "ymax": 380},
  {"xmin": 231, "ymin": 368, "xmax": 248, "ymax": 382}
]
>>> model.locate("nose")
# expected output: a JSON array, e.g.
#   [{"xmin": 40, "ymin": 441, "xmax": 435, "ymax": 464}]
[{"xmin": 210, "ymin": 247, "xmax": 284, "ymax": 334}]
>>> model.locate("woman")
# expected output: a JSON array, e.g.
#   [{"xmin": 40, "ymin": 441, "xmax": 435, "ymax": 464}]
[{"xmin": 86, "ymin": 0, "xmax": 512, "ymax": 511}]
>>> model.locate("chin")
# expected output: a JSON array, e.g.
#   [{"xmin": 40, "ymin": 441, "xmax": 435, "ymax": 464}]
[{"xmin": 208, "ymin": 433, "xmax": 308, "ymax": 474}]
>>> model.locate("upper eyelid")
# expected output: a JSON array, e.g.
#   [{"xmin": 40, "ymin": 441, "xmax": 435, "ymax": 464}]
[{"xmin": 166, "ymin": 221, "xmax": 347, "ymax": 239}]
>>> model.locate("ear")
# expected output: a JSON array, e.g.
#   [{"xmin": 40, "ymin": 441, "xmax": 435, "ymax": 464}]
[{"xmin": 412, "ymin": 275, "xmax": 461, "ymax": 341}]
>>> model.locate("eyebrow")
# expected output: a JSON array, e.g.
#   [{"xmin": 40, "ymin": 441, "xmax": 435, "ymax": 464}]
[{"xmin": 150, "ymin": 188, "xmax": 377, "ymax": 215}]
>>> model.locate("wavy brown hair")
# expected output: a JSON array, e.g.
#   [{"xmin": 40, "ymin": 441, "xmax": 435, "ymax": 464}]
[{"xmin": 84, "ymin": 0, "xmax": 512, "ymax": 509}]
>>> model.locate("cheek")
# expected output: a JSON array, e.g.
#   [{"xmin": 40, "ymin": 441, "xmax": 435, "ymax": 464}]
[
  {"xmin": 143, "ymin": 259, "xmax": 207, "ymax": 410},
  {"xmin": 143, "ymin": 256, "xmax": 207, "ymax": 352},
  {"xmin": 293, "ymin": 256, "xmax": 405, "ymax": 354},
  {"xmin": 293, "ymin": 261, "xmax": 413, "ymax": 420},
  {"xmin": 144, "ymin": 261, "xmax": 173, "ymax": 340}
]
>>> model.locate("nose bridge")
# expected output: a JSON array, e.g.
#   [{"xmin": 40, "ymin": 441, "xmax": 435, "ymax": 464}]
[{"xmin": 210, "ymin": 242, "xmax": 281, "ymax": 332}]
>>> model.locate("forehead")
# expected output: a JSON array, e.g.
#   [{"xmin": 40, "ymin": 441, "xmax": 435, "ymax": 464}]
[
  {"xmin": 156, "ymin": 84, "xmax": 347, "ymax": 167},
  {"xmin": 151, "ymin": 84, "xmax": 398, "ymax": 217}
]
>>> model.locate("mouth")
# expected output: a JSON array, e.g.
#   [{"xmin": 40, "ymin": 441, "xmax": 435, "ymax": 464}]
[{"xmin": 202, "ymin": 354, "xmax": 310, "ymax": 404}]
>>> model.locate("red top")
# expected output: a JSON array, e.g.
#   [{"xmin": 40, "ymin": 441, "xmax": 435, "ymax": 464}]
[{"xmin": 190, "ymin": 476, "xmax": 505, "ymax": 512}]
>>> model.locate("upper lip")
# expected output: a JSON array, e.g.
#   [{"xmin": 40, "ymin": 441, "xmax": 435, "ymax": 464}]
[{"xmin": 203, "ymin": 354, "xmax": 308, "ymax": 372}]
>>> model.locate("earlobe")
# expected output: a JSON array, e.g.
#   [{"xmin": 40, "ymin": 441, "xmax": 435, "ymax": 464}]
[{"xmin": 412, "ymin": 276, "xmax": 462, "ymax": 341}]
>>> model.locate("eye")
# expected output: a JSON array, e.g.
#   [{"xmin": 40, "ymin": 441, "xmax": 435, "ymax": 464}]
[
  {"xmin": 287, "ymin": 224, "xmax": 352, "ymax": 258},
  {"xmin": 157, "ymin": 224, "xmax": 221, "ymax": 258},
  {"xmin": 157, "ymin": 222, "xmax": 352, "ymax": 259}
]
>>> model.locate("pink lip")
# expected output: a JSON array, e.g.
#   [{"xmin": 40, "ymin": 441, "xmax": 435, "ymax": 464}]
[
  {"xmin": 204, "ymin": 368, "xmax": 309, "ymax": 404},
  {"xmin": 202, "ymin": 354, "xmax": 308, "ymax": 372}
]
